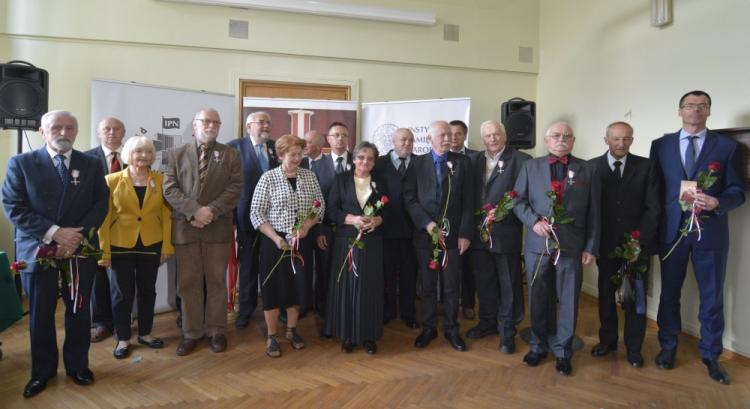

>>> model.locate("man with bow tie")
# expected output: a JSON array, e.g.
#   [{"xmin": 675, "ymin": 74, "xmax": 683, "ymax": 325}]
[{"xmin": 513, "ymin": 122, "xmax": 600, "ymax": 375}]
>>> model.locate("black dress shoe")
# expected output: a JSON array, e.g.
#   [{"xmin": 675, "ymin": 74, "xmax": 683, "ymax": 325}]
[
  {"xmin": 401, "ymin": 317, "xmax": 420, "ymax": 329},
  {"xmin": 113, "ymin": 344, "xmax": 131, "ymax": 359},
  {"xmin": 465, "ymin": 325, "xmax": 499, "ymax": 339},
  {"xmin": 499, "ymin": 339, "xmax": 516, "ymax": 354},
  {"xmin": 627, "ymin": 351, "xmax": 644, "ymax": 368},
  {"xmin": 235, "ymin": 314, "xmax": 250, "ymax": 329},
  {"xmin": 341, "ymin": 339, "xmax": 354, "ymax": 353},
  {"xmin": 445, "ymin": 333, "xmax": 467, "ymax": 352},
  {"xmin": 702, "ymin": 358, "xmax": 731, "ymax": 385},
  {"xmin": 66, "ymin": 368, "xmax": 95, "ymax": 386},
  {"xmin": 522, "ymin": 351, "xmax": 547, "ymax": 366},
  {"xmin": 137, "ymin": 337, "xmax": 165, "ymax": 349},
  {"xmin": 414, "ymin": 329, "xmax": 438, "ymax": 348},
  {"xmin": 555, "ymin": 358, "xmax": 572, "ymax": 376},
  {"xmin": 655, "ymin": 348, "xmax": 676, "ymax": 369},
  {"xmin": 23, "ymin": 378, "xmax": 47, "ymax": 398},
  {"xmin": 591, "ymin": 342, "xmax": 617, "ymax": 357},
  {"xmin": 364, "ymin": 340, "xmax": 377, "ymax": 355}
]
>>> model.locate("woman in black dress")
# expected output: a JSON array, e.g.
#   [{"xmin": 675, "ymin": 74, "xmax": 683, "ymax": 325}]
[{"xmin": 325, "ymin": 141, "xmax": 388, "ymax": 354}]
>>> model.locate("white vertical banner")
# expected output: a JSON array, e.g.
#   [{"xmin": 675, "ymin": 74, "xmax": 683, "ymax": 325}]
[{"xmin": 361, "ymin": 98, "xmax": 471, "ymax": 155}]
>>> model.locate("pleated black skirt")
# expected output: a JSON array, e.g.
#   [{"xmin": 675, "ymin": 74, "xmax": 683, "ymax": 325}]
[{"xmin": 258, "ymin": 232, "xmax": 302, "ymax": 310}]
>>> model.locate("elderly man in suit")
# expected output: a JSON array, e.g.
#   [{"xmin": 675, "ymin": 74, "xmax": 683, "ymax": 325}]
[
  {"xmin": 228, "ymin": 111, "xmax": 278, "ymax": 329},
  {"xmin": 650, "ymin": 90, "xmax": 745, "ymax": 384},
  {"xmin": 3, "ymin": 110, "xmax": 108, "ymax": 398},
  {"xmin": 404, "ymin": 120, "xmax": 474, "ymax": 351},
  {"xmin": 514, "ymin": 122, "xmax": 600, "ymax": 375},
  {"xmin": 466, "ymin": 120, "xmax": 531, "ymax": 354},
  {"xmin": 164, "ymin": 108, "xmax": 242, "ymax": 356},
  {"xmin": 589, "ymin": 121, "xmax": 660, "ymax": 368},
  {"xmin": 373, "ymin": 128, "xmax": 419, "ymax": 329},
  {"xmin": 85, "ymin": 116, "xmax": 126, "ymax": 343}
]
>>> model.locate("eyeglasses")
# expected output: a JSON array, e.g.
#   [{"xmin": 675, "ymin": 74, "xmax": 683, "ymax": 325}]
[
  {"xmin": 328, "ymin": 133, "xmax": 348, "ymax": 138},
  {"xmin": 547, "ymin": 133, "xmax": 573, "ymax": 141},
  {"xmin": 196, "ymin": 118, "xmax": 222, "ymax": 126},
  {"xmin": 250, "ymin": 120, "xmax": 271, "ymax": 125},
  {"xmin": 681, "ymin": 103, "xmax": 709, "ymax": 111}
]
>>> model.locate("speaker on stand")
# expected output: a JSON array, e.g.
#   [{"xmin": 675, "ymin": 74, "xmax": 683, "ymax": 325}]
[{"xmin": 501, "ymin": 97, "xmax": 535, "ymax": 149}]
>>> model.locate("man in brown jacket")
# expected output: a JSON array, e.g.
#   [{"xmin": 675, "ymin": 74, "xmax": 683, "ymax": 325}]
[{"xmin": 164, "ymin": 108, "xmax": 242, "ymax": 356}]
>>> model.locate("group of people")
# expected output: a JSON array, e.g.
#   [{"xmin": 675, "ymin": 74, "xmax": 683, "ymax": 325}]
[{"xmin": 2, "ymin": 90, "xmax": 745, "ymax": 399}]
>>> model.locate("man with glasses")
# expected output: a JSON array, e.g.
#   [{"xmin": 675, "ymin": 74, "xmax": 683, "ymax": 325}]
[
  {"xmin": 513, "ymin": 122, "xmax": 600, "ymax": 376},
  {"xmin": 649, "ymin": 91, "xmax": 745, "ymax": 384},
  {"xmin": 164, "ymin": 108, "xmax": 242, "ymax": 356},
  {"xmin": 589, "ymin": 121, "xmax": 660, "ymax": 368},
  {"xmin": 228, "ymin": 111, "xmax": 279, "ymax": 329}
]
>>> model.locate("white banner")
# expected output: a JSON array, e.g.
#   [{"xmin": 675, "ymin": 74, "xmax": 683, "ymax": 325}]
[{"xmin": 361, "ymin": 97, "xmax": 471, "ymax": 155}]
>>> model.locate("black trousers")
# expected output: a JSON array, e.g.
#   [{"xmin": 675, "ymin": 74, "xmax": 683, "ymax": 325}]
[
  {"xmin": 21, "ymin": 260, "xmax": 95, "ymax": 380},
  {"xmin": 237, "ymin": 229, "xmax": 260, "ymax": 317},
  {"xmin": 314, "ymin": 225, "xmax": 334, "ymax": 317},
  {"xmin": 416, "ymin": 248, "xmax": 460, "ymax": 335},
  {"xmin": 470, "ymin": 249, "xmax": 524, "ymax": 340},
  {"xmin": 383, "ymin": 238, "xmax": 417, "ymax": 322},
  {"xmin": 91, "ymin": 265, "xmax": 113, "ymax": 330},
  {"xmin": 109, "ymin": 242, "xmax": 162, "ymax": 340},
  {"xmin": 596, "ymin": 257, "xmax": 647, "ymax": 353}
]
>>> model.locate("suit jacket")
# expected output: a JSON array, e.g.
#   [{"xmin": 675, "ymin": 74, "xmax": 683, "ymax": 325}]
[
  {"xmin": 326, "ymin": 170, "xmax": 388, "ymax": 238},
  {"xmin": 163, "ymin": 142, "xmax": 243, "ymax": 245},
  {"xmin": 471, "ymin": 148, "xmax": 531, "ymax": 253},
  {"xmin": 403, "ymin": 151, "xmax": 474, "ymax": 249},
  {"xmin": 85, "ymin": 146, "xmax": 125, "ymax": 175},
  {"xmin": 98, "ymin": 169, "xmax": 174, "ymax": 260},
  {"xmin": 373, "ymin": 151, "xmax": 413, "ymax": 239},
  {"xmin": 305, "ymin": 152, "xmax": 353, "ymax": 204},
  {"xmin": 227, "ymin": 138, "xmax": 278, "ymax": 234},
  {"xmin": 513, "ymin": 155, "xmax": 600, "ymax": 256},
  {"xmin": 590, "ymin": 152, "xmax": 660, "ymax": 256},
  {"xmin": 649, "ymin": 130, "xmax": 745, "ymax": 248},
  {"xmin": 2, "ymin": 148, "xmax": 109, "ymax": 273}
]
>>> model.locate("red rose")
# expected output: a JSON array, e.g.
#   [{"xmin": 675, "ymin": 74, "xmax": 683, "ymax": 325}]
[
  {"xmin": 550, "ymin": 180, "xmax": 563, "ymax": 192},
  {"xmin": 481, "ymin": 203, "xmax": 494, "ymax": 212},
  {"xmin": 380, "ymin": 195, "xmax": 390, "ymax": 205},
  {"xmin": 508, "ymin": 190, "xmax": 518, "ymax": 199},
  {"xmin": 708, "ymin": 162, "xmax": 721, "ymax": 172},
  {"xmin": 10, "ymin": 260, "xmax": 27, "ymax": 273},
  {"xmin": 630, "ymin": 230, "xmax": 641, "ymax": 240},
  {"xmin": 428, "ymin": 259, "xmax": 439, "ymax": 270},
  {"xmin": 312, "ymin": 199, "xmax": 322, "ymax": 208},
  {"xmin": 36, "ymin": 244, "xmax": 58, "ymax": 258}
]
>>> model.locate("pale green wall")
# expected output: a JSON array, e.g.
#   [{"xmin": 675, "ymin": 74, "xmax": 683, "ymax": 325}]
[{"xmin": 538, "ymin": 0, "xmax": 750, "ymax": 355}]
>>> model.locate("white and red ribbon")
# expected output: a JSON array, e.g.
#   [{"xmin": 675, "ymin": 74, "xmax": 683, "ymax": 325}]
[{"xmin": 542, "ymin": 216, "xmax": 562, "ymax": 265}]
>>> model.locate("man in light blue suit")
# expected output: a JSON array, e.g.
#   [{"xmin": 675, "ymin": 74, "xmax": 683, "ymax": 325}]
[
  {"xmin": 649, "ymin": 90, "xmax": 745, "ymax": 384},
  {"xmin": 2, "ymin": 111, "xmax": 108, "ymax": 398}
]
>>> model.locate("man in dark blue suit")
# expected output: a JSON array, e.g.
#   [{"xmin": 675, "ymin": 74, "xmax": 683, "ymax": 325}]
[
  {"xmin": 227, "ymin": 111, "xmax": 278, "ymax": 329},
  {"xmin": 2, "ymin": 110, "xmax": 108, "ymax": 398},
  {"xmin": 650, "ymin": 90, "xmax": 745, "ymax": 384}
]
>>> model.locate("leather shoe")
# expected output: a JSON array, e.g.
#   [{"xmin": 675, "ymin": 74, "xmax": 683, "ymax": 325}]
[
  {"xmin": 90, "ymin": 326, "xmax": 111, "ymax": 343},
  {"xmin": 113, "ymin": 344, "xmax": 130, "ymax": 359},
  {"xmin": 364, "ymin": 340, "xmax": 377, "ymax": 355},
  {"xmin": 499, "ymin": 339, "xmax": 516, "ymax": 354},
  {"xmin": 522, "ymin": 351, "xmax": 547, "ymax": 366},
  {"xmin": 137, "ymin": 337, "xmax": 165, "ymax": 349},
  {"xmin": 23, "ymin": 378, "xmax": 47, "ymax": 398},
  {"xmin": 445, "ymin": 333, "xmax": 467, "ymax": 352},
  {"xmin": 462, "ymin": 308, "xmax": 475, "ymax": 320},
  {"xmin": 414, "ymin": 329, "xmax": 438, "ymax": 348},
  {"xmin": 702, "ymin": 358, "xmax": 731, "ymax": 385},
  {"xmin": 402, "ymin": 317, "xmax": 420, "ymax": 329},
  {"xmin": 341, "ymin": 339, "xmax": 354, "ymax": 353},
  {"xmin": 627, "ymin": 351, "xmax": 644, "ymax": 368},
  {"xmin": 235, "ymin": 314, "xmax": 250, "ymax": 329},
  {"xmin": 209, "ymin": 334, "xmax": 227, "ymax": 353},
  {"xmin": 66, "ymin": 368, "xmax": 95, "ymax": 386},
  {"xmin": 591, "ymin": 342, "xmax": 617, "ymax": 357},
  {"xmin": 176, "ymin": 337, "xmax": 200, "ymax": 356},
  {"xmin": 655, "ymin": 348, "xmax": 676, "ymax": 369},
  {"xmin": 555, "ymin": 358, "xmax": 572, "ymax": 376},
  {"xmin": 465, "ymin": 325, "xmax": 499, "ymax": 339}
]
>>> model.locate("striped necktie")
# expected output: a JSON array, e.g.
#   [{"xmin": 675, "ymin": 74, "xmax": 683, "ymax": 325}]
[
  {"xmin": 199, "ymin": 144, "xmax": 209, "ymax": 185},
  {"xmin": 55, "ymin": 154, "xmax": 68, "ymax": 186}
]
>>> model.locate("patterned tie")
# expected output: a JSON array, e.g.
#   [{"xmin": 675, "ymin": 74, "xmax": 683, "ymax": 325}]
[
  {"xmin": 435, "ymin": 156, "xmax": 445, "ymax": 201},
  {"xmin": 335, "ymin": 157, "xmax": 344, "ymax": 174},
  {"xmin": 398, "ymin": 157, "xmax": 407, "ymax": 177},
  {"xmin": 55, "ymin": 154, "xmax": 68, "ymax": 186},
  {"xmin": 110, "ymin": 151, "xmax": 121, "ymax": 173},
  {"xmin": 684, "ymin": 135, "xmax": 698, "ymax": 176},
  {"xmin": 613, "ymin": 160, "xmax": 623, "ymax": 180},
  {"xmin": 255, "ymin": 143, "xmax": 268, "ymax": 172},
  {"xmin": 198, "ymin": 144, "xmax": 209, "ymax": 186}
]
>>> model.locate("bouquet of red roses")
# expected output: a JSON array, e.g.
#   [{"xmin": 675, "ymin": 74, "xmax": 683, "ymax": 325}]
[
  {"xmin": 530, "ymin": 181, "xmax": 575, "ymax": 285},
  {"xmin": 337, "ymin": 194, "xmax": 389, "ymax": 281},
  {"xmin": 611, "ymin": 230, "xmax": 649, "ymax": 315},
  {"xmin": 477, "ymin": 190, "xmax": 518, "ymax": 248}
]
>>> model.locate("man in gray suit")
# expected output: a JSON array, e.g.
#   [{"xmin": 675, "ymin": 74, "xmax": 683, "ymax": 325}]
[
  {"xmin": 164, "ymin": 108, "xmax": 242, "ymax": 356},
  {"xmin": 513, "ymin": 122, "xmax": 600, "ymax": 375}
]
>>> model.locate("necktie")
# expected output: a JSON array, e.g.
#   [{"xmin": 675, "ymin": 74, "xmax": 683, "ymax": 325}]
[
  {"xmin": 548, "ymin": 155, "xmax": 569, "ymax": 165},
  {"xmin": 255, "ymin": 143, "xmax": 268, "ymax": 172},
  {"xmin": 398, "ymin": 157, "xmax": 407, "ymax": 177},
  {"xmin": 335, "ymin": 157, "xmax": 344, "ymax": 174},
  {"xmin": 435, "ymin": 156, "xmax": 445, "ymax": 201},
  {"xmin": 613, "ymin": 160, "xmax": 623, "ymax": 179},
  {"xmin": 684, "ymin": 135, "xmax": 698, "ymax": 176},
  {"xmin": 310, "ymin": 158, "xmax": 317, "ymax": 173},
  {"xmin": 110, "ymin": 151, "xmax": 121, "ymax": 173},
  {"xmin": 198, "ymin": 144, "xmax": 209, "ymax": 185},
  {"xmin": 55, "ymin": 154, "xmax": 68, "ymax": 186}
]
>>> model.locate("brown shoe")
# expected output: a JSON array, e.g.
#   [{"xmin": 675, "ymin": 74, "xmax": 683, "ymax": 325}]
[
  {"xmin": 176, "ymin": 338, "xmax": 200, "ymax": 356},
  {"xmin": 90, "ymin": 326, "xmax": 111, "ymax": 343},
  {"xmin": 209, "ymin": 334, "xmax": 227, "ymax": 353}
]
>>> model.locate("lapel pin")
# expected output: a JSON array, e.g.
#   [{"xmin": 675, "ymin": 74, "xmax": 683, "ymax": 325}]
[{"xmin": 70, "ymin": 169, "xmax": 81, "ymax": 186}]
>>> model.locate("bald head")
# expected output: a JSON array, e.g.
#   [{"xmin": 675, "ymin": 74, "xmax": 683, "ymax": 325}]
[
  {"xmin": 97, "ymin": 117, "xmax": 125, "ymax": 151},
  {"xmin": 304, "ymin": 130, "xmax": 325, "ymax": 159}
]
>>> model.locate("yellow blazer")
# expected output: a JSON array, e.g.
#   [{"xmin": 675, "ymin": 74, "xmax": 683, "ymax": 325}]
[{"xmin": 99, "ymin": 169, "xmax": 174, "ymax": 260}]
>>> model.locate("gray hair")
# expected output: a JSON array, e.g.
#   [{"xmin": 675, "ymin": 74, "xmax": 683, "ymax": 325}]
[
  {"xmin": 480, "ymin": 120, "xmax": 506, "ymax": 135},
  {"xmin": 246, "ymin": 111, "xmax": 271, "ymax": 125},
  {"xmin": 40, "ymin": 110, "xmax": 78, "ymax": 130},
  {"xmin": 353, "ymin": 141, "xmax": 379, "ymax": 159},
  {"xmin": 427, "ymin": 120, "xmax": 450, "ymax": 137},
  {"xmin": 120, "ymin": 136, "xmax": 156, "ymax": 166}
]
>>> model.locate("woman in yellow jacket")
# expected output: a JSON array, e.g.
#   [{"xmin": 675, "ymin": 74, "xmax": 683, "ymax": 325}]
[{"xmin": 99, "ymin": 136, "xmax": 173, "ymax": 359}]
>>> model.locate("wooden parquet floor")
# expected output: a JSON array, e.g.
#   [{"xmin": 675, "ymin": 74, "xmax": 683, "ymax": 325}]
[{"xmin": 1, "ymin": 294, "xmax": 749, "ymax": 408}]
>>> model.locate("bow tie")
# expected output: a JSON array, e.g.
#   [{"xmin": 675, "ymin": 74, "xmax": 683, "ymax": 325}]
[{"xmin": 548, "ymin": 155, "xmax": 569, "ymax": 165}]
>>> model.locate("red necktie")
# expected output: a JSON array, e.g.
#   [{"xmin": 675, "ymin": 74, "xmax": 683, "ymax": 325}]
[
  {"xmin": 548, "ymin": 155, "xmax": 569, "ymax": 165},
  {"xmin": 111, "ymin": 152, "xmax": 121, "ymax": 173}
]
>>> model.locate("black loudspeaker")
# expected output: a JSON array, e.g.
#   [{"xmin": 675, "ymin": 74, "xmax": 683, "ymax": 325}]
[
  {"xmin": 0, "ymin": 61, "xmax": 49, "ymax": 130},
  {"xmin": 502, "ymin": 97, "xmax": 535, "ymax": 149}
]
